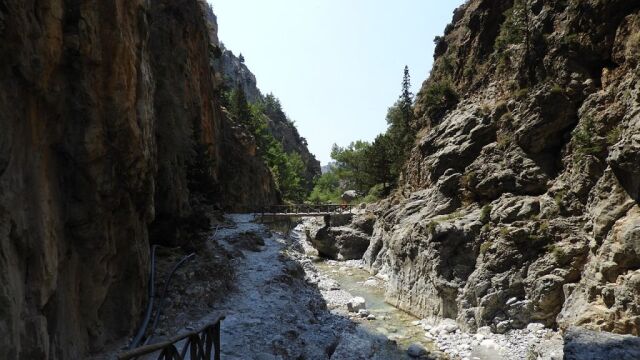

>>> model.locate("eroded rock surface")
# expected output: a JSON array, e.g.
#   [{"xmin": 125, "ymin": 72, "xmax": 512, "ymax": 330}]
[
  {"xmin": 365, "ymin": 0, "xmax": 640, "ymax": 338},
  {"xmin": 0, "ymin": 0, "xmax": 277, "ymax": 358},
  {"xmin": 306, "ymin": 214, "xmax": 372, "ymax": 260}
]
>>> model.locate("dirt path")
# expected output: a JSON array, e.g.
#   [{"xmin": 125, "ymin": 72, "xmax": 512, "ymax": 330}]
[{"xmin": 180, "ymin": 214, "xmax": 407, "ymax": 359}]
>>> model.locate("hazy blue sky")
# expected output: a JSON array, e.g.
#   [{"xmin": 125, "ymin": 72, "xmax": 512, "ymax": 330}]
[{"xmin": 209, "ymin": 0, "xmax": 466, "ymax": 164}]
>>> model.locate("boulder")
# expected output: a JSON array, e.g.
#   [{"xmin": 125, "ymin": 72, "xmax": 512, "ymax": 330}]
[
  {"xmin": 306, "ymin": 225, "xmax": 370, "ymax": 260},
  {"xmin": 407, "ymin": 343, "xmax": 427, "ymax": 358},
  {"xmin": 341, "ymin": 190, "xmax": 358, "ymax": 203},
  {"xmin": 347, "ymin": 297, "xmax": 366, "ymax": 313},
  {"xmin": 563, "ymin": 327, "xmax": 640, "ymax": 360}
]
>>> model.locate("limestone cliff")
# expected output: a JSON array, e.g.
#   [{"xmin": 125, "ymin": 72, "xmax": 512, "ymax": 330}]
[
  {"xmin": 0, "ymin": 0, "xmax": 277, "ymax": 358},
  {"xmin": 365, "ymin": 0, "xmax": 640, "ymax": 336},
  {"xmin": 218, "ymin": 48, "xmax": 322, "ymax": 190},
  {"xmin": 204, "ymin": 6, "xmax": 321, "ymax": 190}
]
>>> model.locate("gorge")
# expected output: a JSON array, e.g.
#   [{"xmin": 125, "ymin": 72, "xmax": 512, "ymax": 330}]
[{"xmin": 1, "ymin": 0, "xmax": 640, "ymax": 359}]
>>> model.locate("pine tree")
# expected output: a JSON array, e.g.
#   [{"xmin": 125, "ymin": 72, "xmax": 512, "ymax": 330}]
[
  {"xmin": 366, "ymin": 133, "xmax": 395, "ymax": 193},
  {"xmin": 238, "ymin": 53, "xmax": 245, "ymax": 63},
  {"xmin": 495, "ymin": 0, "xmax": 535, "ymax": 84},
  {"xmin": 398, "ymin": 66, "xmax": 415, "ymax": 149},
  {"xmin": 229, "ymin": 84, "xmax": 252, "ymax": 125},
  {"xmin": 400, "ymin": 65, "xmax": 414, "ymax": 126}
]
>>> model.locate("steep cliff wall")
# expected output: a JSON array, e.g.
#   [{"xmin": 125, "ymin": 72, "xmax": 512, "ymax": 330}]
[
  {"xmin": 0, "ymin": 0, "xmax": 277, "ymax": 358},
  {"xmin": 218, "ymin": 46, "xmax": 322, "ymax": 189},
  {"xmin": 204, "ymin": 7, "xmax": 321, "ymax": 189},
  {"xmin": 366, "ymin": 0, "xmax": 640, "ymax": 336}
]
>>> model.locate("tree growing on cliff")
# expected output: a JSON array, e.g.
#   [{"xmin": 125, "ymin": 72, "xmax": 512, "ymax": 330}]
[
  {"xmin": 227, "ymin": 86, "xmax": 308, "ymax": 202},
  {"xmin": 399, "ymin": 65, "xmax": 414, "ymax": 127},
  {"xmin": 385, "ymin": 66, "xmax": 418, "ymax": 178},
  {"xmin": 229, "ymin": 85, "xmax": 253, "ymax": 126},
  {"xmin": 495, "ymin": 0, "xmax": 535, "ymax": 84}
]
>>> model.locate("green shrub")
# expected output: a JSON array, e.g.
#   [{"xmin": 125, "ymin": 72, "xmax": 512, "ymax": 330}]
[
  {"xmin": 550, "ymin": 83, "xmax": 564, "ymax": 95},
  {"xmin": 423, "ymin": 81, "xmax": 459, "ymax": 123},
  {"xmin": 464, "ymin": 64, "xmax": 476, "ymax": 78},
  {"xmin": 626, "ymin": 31, "xmax": 640, "ymax": 60},
  {"xmin": 553, "ymin": 189, "xmax": 566, "ymax": 210},
  {"xmin": 560, "ymin": 33, "xmax": 581, "ymax": 49},
  {"xmin": 499, "ymin": 227, "xmax": 510, "ymax": 237},
  {"xmin": 538, "ymin": 220, "xmax": 550, "ymax": 234},
  {"xmin": 460, "ymin": 171, "xmax": 477, "ymax": 189},
  {"xmin": 573, "ymin": 116, "xmax": 603, "ymax": 157},
  {"xmin": 496, "ymin": 131, "xmax": 513, "ymax": 150},
  {"xmin": 438, "ymin": 211, "xmax": 462, "ymax": 221},
  {"xmin": 362, "ymin": 183, "xmax": 385, "ymax": 203},
  {"xmin": 545, "ymin": 243, "xmax": 566, "ymax": 261},
  {"xmin": 307, "ymin": 171, "xmax": 341, "ymax": 204},
  {"xmin": 480, "ymin": 241, "xmax": 492, "ymax": 255},
  {"xmin": 514, "ymin": 87, "xmax": 529, "ymax": 99},
  {"xmin": 606, "ymin": 127, "xmax": 621, "ymax": 146},
  {"xmin": 426, "ymin": 221, "xmax": 439, "ymax": 235},
  {"xmin": 480, "ymin": 205, "xmax": 493, "ymax": 223}
]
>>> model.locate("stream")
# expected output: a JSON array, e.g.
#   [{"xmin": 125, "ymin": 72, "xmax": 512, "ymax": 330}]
[{"xmin": 313, "ymin": 260, "xmax": 436, "ymax": 352}]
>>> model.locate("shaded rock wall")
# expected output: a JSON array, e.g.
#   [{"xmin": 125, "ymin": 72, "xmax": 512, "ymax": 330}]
[
  {"xmin": 366, "ymin": 0, "xmax": 640, "ymax": 335},
  {"xmin": 0, "ymin": 0, "xmax": 277, "ymax": 358}
]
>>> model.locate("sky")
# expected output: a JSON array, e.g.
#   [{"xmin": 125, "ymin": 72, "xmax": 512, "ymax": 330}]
[{"xmin": 209, "ymin": 0, "xmax": 466, "ymax": 164}]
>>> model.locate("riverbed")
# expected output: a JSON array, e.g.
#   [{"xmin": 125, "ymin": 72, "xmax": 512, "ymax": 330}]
[{"xmin": 129, "ymin": 214, "xmax": 561, "ymax": 359}]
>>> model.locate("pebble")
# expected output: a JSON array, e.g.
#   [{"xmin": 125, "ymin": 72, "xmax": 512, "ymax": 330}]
[
  {"xmin": 476, "ymin": 326, "xmax": 492, "ymax": 335},
  {"xmin": 527, "ymin": 323, "xmax": 545, "ymax": 332}
]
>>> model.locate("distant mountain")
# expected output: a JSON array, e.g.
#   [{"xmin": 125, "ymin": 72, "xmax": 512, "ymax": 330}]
[{"xmin": 321, "ymin": 162, "xmax": 337, "ymax": 174}]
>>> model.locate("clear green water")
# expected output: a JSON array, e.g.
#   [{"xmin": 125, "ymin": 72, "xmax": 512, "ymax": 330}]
[
  {"xmin": 314, "ymin": 260, "xmax": 437, "ymax": 352},
  {"xmin": 263, "ymin": 220, "xmax": 437, "ymax": 354}
]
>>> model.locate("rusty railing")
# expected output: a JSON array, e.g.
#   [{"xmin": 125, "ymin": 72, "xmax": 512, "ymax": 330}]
[{"xmin": 118, "ymin": 315, "xmax": 224, "ymax": 360}]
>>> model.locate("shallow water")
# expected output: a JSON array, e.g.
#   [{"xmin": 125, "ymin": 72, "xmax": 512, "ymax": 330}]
[
  {"xmin": 260, "ymin": 219, "xmax": 440, "ymax": 357},
  {"xmin": 313, "ymin": 260, "xmax": 437, "ymax": 352}
]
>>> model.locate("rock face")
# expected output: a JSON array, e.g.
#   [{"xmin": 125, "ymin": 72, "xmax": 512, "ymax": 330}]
[
  {"xmin": 0, "ymin": 0, "xmax": 277, "ymax": 358},
  {"xmin": 305, "ymin": 214, "xmax": 373, "ymax": 260},
  {"xmin": 365, "ymin": 0, "xmax": 640, "ymax": 336}
]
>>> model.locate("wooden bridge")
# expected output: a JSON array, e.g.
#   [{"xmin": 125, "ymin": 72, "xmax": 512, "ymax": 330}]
[{"xmin": 259, "ymin": 204, "xmax": 354, "ymax": 218}]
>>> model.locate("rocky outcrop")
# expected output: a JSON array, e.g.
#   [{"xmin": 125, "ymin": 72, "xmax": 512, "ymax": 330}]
[
  {"xmin": 0, "ymin": 0, "xmax": 277, "ymax": 358},
  {"xmin": 365, "ymin": 0, "xmax": 640, "ymax": 336},
  {"xmin": 305, "ymin": 214, "xmax": 373, "ymax": 260}
]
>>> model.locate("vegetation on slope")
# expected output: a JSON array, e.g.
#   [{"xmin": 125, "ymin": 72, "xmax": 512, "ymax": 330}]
[{"xmin": 225, "ymin": 85, "xmax": 308, "ymax": 203}]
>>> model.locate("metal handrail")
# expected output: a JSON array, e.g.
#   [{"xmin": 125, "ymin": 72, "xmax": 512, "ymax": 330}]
[
  {"xmin": 260, "ymin": 204, "xmax": 354, "ymax": 216},
  {"xmin": 117, "ymin": 315, "xmax": 224, "ymax": 360}
]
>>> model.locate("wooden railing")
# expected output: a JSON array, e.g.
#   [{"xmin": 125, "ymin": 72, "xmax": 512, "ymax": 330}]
[
  {"xmin": 260, "ymin": 204, "xmax": 354, "ymax": 215},
  {"xmin": 117, "ymin": 315, "xmax": 224, "ymax": 360}
]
